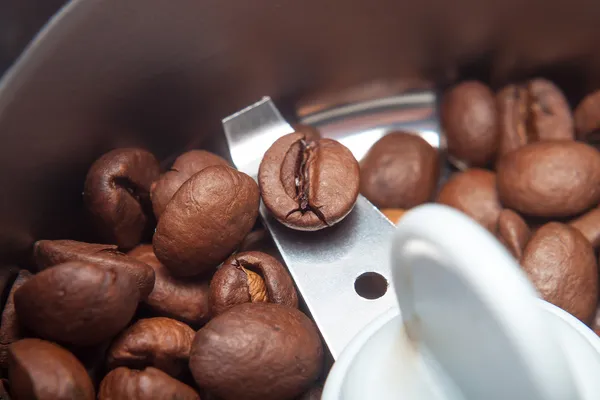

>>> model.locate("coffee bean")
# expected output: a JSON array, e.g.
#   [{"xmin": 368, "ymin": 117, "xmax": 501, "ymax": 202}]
[
  {"xmin": 436, "ymin": 169, "xmax": 502, "ymax": 233},
  {"xmin": 574, "ymin": 89, "xmax": 600, "ymax": 142},
  {"xmin": 128, "ymin": 245, "xmax": 210, "ymax": 326},
  {"xmin": 497, "ymin": 79, "xmax": 574, "ymax": 157},
  {"xmin": 33, "ymin": 239, "xmax": 155, "ymax": 299},
  {"xmin": 521, "ymin": 223, "xmax": 598, "ymax": 324},
  {"xmin": 0, "ymin": 266, "xmax": 16, "ymax": 372},
  {"xmin": 210, "ymin": 251, "xmax": 298, "ymax": 316},
  {"xmin": 496, "ymin": 209, "xmax": 531, "ymax": 259},
  {"xmin": 360, "ymin": 132, "xmax": 439, "ymax": 210},
  {"xmin": 9, "ymin": 339, "xmax": 95, "ymax": 400},
  {"xmin": 259, "ymin": 133, "xmax": 359, "ymax": 231},
  {"xmin": 98, "ymin": 367, "xmax": 199, "ymax": 400},
  {"xmin": 189, "ymin": 303, "xmax": 323, "ymax": 400},
  {"xmin": 154, "ymin": 165, "xmax": 259, "ymax": 277},
  {"xmin": 14, "ymin": 262, "xmax": 139, "ymax": 346},
  {"xmin": 569, "ymin": 207, "xmax": 600, "ymax": 248},
  {"xmin": 441, "ymin": 81, "xmax": 498, "ymax": 167},
  {"xmin": 153, "ymin": 166, "xmax": 260, "ymax": 277},
  {"xmin": 0, "ymin": 270, "xmax": 31, "ymax": 370},
  {"xmin": 83, "ymin": 148, "xmax": 160, "ymax": 250},
  {"xmin": 106, "ymin": 317, "xmax": 194, "ymax": 378},
  {"xmin": 381, "ymin": 208, "xmax": 406, "ymax": 224},
  {"xmin": 496, "ymin": 141, "xmax": 600, "ymax": 217},
  {"xmin": 150, "ymin": 150, "xmax": 229, "ymax": 219}
]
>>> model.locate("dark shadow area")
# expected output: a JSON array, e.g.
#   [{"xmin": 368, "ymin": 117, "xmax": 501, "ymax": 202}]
[{"xmin": 0, "ymin": 0, "xmax": 68, "ymax": 77}]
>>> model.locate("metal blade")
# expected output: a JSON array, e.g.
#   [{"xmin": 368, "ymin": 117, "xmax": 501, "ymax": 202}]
[{"xmin": 223, "ymin": 97, "xmax": 397, "ymax": 358}]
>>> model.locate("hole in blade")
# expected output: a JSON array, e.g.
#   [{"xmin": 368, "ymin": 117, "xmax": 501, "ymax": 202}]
[{"xmin": 354, "ymin": 272, "xmax": 388, "ymax": 300}]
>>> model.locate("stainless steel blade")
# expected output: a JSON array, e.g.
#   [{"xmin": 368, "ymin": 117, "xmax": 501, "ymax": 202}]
[{"xmin": 223, "ymin": 96, "xmax": 438, "ymax": 358}]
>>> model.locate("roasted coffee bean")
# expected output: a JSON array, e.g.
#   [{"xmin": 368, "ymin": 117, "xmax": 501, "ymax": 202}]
[
  {"xmin": 496, "ymin": 79, "xmax": 574, "ymax": 157},
  {"xmin": 98, "ymin": 367, "xmax": 200, "ymax": 400},
  {"xmin": 259, "ymin": 132, "xmax": 360, "ymax": 231},
  {"xmin": 441, "ymin": 81, "xmax": 498, "ymax": 167},
  {"xmin": 190, "ymin": 303, "xmax": 323, "ymax": 400},
  {"xmin": 128, "ymin": 245, "xmax": 210, "ymax": 326},
  {"xmin": 360, "ymin": 132, "xmax": 439, "ymax": 209},
  {"xmin": 33, "ymin": 239, "xmax": 155, "ymax": 299},
  {"xmin": 292, "ymin": 124, "xmax": 322, "ymax": 141},
  {"xmin": 14, "ymin": 262, "xmax": 138, "ymax": 346},
  {"xmin": 210, "ymin": 251, "xmax": 298, "ymax": 316},
  {"xmin": 574, "ymin": 89, "xmax": 600, "ymax": 142},
  {"xmin": 496, "ymin": 141, "xmax": 600, "ymax": 217},
  {"xmin": 106, "ymin": 317, "xmax": 194, "ymax": 377},
  {"xmin": 496, "ymin": 209, "xmax": 531, "ymax": 259},
  {"xmin": 0, "ymin": 266, "xmax": 20, "ymax": 363},
  {"xmin": 0, "ymin": 271, "xmax": 31, "ymax": 370},
  {"xmin": 381, "ymin": 208, "xmax": 406, "ymax": 224},
  {"xmin": 436, "ymin": 169, "xmax": 502, "ymax": 233},
  {"xmin": 9, "ymin": 339, "xmax": 95, "ymax": 400},
  {"xmin": 521, "ymin": 223, "xmax": 598, "ymax": 323},
  {"xmin": 297, "ymin": 385, "xmax": 323, "ymax": 400},
  {"xmin": 154, "ymin": 165, "xmax": 259, "ymax": 277},
  {"xmin": 150, "ymin": 150, "xmax": 229, "ymax": 219},
  {"xmin": 83, "ymin": 148, "xmax": 160, "ymax": 249},
  {"xmin": 569, "ymin": 207, "xmax": 600, "ymax": 248}
]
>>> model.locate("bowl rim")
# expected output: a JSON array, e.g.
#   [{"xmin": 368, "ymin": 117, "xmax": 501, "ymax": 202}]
[{"xmin": 322, "ymin": 300, "xmax": 600, "ymax": 400}]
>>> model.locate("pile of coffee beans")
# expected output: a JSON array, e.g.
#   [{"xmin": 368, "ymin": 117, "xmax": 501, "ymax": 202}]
[
  {"xmin": 2, "ymin": 77, "xmax": 600, "ymax": 399},
  {"xmin": 0, "ymin": 130, "xmax": 356, "ymax": 399},
  {"xmin": 360, "ymin": 78, "xmax": 600, "ymax": 335}
]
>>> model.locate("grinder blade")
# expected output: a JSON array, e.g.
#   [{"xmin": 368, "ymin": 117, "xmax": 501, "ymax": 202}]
[{"xmin": 222, "ymin": 95, "xmax": 440, "ymax": 358}]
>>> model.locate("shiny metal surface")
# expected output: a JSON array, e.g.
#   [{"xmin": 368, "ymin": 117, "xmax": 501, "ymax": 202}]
[
  {"xmin": 302, "ymin": 91, "xmax": 445, "ymax": 159},
  {"xmin": 223, "ymin": 97, "xmax": 295, "ymax": 179},
  {"xmin": 223, "ymin": 96, "xmax": 440, "ymax": 358},
  {"xmin": 223, "ymin": 95, "xmax": 445, "ymax": 358},
  {"xmin": 304, "ymin": 91, "xmax": 453, "ymax": 189}
]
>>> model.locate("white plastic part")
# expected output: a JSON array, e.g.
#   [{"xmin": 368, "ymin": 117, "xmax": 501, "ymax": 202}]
[{"xmin": 323, "ymin": 204, "xmax": 600, "ymax": 400}]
